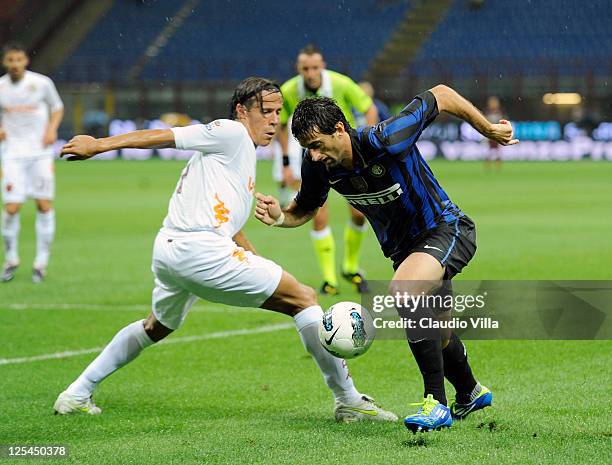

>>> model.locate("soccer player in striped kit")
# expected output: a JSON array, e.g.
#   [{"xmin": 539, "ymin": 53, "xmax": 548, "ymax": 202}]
[{"xmin": 256, "ymin": 84, "xmax": 518, "ymax": 432}]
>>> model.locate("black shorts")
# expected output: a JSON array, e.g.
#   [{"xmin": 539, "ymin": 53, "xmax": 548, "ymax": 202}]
[{"xmin": 391, "ymin": 216, "xmax": 477, "ymax": 279}]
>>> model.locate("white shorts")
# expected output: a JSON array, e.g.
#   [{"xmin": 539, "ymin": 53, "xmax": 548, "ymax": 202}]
[
  {"xmin": 151, "ymin": 229, "xmax": 283, "ymax": 330},
  {"xmin": 1, "ymin": 157, "xmax": 55, "ymax": 204}
]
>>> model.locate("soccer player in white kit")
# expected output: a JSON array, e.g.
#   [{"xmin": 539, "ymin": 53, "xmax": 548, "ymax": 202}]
[
  {"xmin": 54, "ymin": 77, "xmax": 397, "ymax": 423},
  {"xmin": 0, "ymin": 43, "xmax": 64, "ymax": 283}
]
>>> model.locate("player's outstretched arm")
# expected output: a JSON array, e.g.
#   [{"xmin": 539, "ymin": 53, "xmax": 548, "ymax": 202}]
[
  {"xmin": 254, "ymin": 193, "xmax": 316, "ymax": 228},
  {"xmin": 430, "ymin": 85, "xmax": 519, "ymax": 146},
  {"xmin": 60, "ymin": 129, "xmax": 176, "ymax": 161}
]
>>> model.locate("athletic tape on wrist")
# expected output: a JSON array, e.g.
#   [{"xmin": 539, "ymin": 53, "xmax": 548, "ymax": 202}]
[{"xmin": 273, "ymin": 212, "xmax": 285, "ymax": 227}]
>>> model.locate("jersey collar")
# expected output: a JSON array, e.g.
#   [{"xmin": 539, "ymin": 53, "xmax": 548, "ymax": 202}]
[{"xmin": 348, "ymin": 128, "xmax": 367, "ymax": 170}]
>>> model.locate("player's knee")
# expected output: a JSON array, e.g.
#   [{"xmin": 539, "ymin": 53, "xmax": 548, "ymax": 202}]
[
  {"xmin": 4, "ymin": 203, "xmax": 21, "ymax": 215},
  {"xmin": 350, "ymin": 209, "xmax": 366, "ymax": 226},
  {"xmin": 313, "ymin": 216, "xmax": 327, "ymax": 230},
  {"xmin": 143, "ymin": 314, "xmax": 173, "ymax": 342},
  {"xmin": 388, "ymin": 280, "xmax": 439, "ymax": 298},
  {"xmin": 35, "ymin": 200, "xmax": 52, "ymax": 213}
]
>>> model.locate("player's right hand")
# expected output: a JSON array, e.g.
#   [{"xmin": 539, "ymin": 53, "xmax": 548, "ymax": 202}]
[
  {"xmin": 60, "ymin": 135, "xmax": 100, "ymax": 161},
  {"xmin": 0, "ymin": 127, "xmax": 6, "ymax": 141},
  {"xmin": 254, "ymin": 192, "xmax": 282, "ymax": 226},
  {"xmin": 488, "ymin": 119, "xmax": 519, "ymax": 146}
]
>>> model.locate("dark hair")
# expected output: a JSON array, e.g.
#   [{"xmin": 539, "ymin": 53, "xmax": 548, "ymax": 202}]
[
  {"xmin": 298, "ymin": 44, "xmax": 323, "ymax": 57},
  {"xmin": 291, "ymin": 97, "xmax": 351, "ymax": 143},
  {"xmin": 229, "ymin": 77, "xmax": 281, "ymax": 119},
  {"xmin": 3, "ymin": 42, "xmax": 28, "ymax": 56}
]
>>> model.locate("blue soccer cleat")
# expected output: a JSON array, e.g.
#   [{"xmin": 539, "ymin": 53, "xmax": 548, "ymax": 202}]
[
  {"xmin": 403, "ymin": 394, "xmax": 453, "ymax": 433},
  {"xmin": 450, "ymin": 385, "xmax": 493, "ymax": 420}
]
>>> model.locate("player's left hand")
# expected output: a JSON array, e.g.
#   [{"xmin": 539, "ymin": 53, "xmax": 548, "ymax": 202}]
[
  {"xmin": 42, "ymin": 128, "xmax": 57, "ymax": 147},
  {"xmin": 60, "ymin": 135, "xmax": 99, "ymax": 161},
  {"xmin": 488, "ymin": 119, "xmax": 519, "ymax": 146},
  {"xmin": 254, "ymin": 192, "xmax": 282, "ymax": 226}
]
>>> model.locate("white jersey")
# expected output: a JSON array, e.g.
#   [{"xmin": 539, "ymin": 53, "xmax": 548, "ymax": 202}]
[
  {"xmin": 0, "ymin": 70, "xmax": 64, "ymax": 160},
  {"xmin": 162, "ymin": 119, "xmax": 256, "ymax": 237}
]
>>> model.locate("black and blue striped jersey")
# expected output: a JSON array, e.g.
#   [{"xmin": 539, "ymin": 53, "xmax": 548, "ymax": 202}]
[{"xmin": 295, "ymin": 90, "xmax": 465, "ymax": 263}]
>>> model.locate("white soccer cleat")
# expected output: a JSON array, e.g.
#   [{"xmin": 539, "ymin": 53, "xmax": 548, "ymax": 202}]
[
  {"xmin": 53, "ymin": 391, "xmax": 102, "ymax": 415},
  {"xmin": 1, "ymin": 262, "xmax": 19, "ymax": 282},
  {"xmin": 32, "ymin": 267, "xmax": 45, "ymax": 284},
  {"xmin": 334, "ymin": 394, "xmax": 398, "ymax": 423}
]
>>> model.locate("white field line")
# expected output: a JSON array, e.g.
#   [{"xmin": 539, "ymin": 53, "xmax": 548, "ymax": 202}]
[
  {"xmin": 0, "ymin": 323, "xmax": 293, "ymax": 366},
  {"xmin": 1, "ymin": 303, "xmax": 253, "ymax": 313}
]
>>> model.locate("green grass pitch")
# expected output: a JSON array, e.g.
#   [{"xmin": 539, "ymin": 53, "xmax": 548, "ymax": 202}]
[{"xmin": 1, "ymin": 159, "xmax": 611, "ymax": 464}]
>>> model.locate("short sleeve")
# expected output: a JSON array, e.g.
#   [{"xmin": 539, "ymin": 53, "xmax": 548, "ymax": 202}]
[
  {"xmin": 369, "ymin": 91, "xmax": 439, "ymax": 156},
  {"xmin": 171, "ymin": 120, "xmax": 244, "ymax": 158},
  {"xmin": 43, "ymin": 77, "xmax": 63, "ymax": 112},
  {"xmin": 344, "ymin": 77, "xmax": 373, "ymax": 114},
  {"xmin": 294, "ymin": 153, "xmax": 330, "ymax": 210}
]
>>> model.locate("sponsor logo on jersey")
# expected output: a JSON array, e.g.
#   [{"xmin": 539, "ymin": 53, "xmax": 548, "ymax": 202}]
[
  {"xmin": 248, "ymin": 176, "xmax": 255, "ymax": 193},
  {"xmin": 213, "ymin": 193, "xmax": 230, "ymax": 228},
  {"xmin": 344, "ymin": 183, "xmax": 404, "ymax": 206}
]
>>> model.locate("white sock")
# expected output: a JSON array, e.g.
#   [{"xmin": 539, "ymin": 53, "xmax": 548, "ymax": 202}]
[
  {"xmin": 310, "ymin": 226, "xmax": 332, "ymax": 240},
  {"xmin": 294, "ymin": 306, "xmax": 362, "ymax": 404},
  {"xmin": 1, "ymin": 210, "xmax": 20, "ymax": 264},
  {"xmin": 34, "ymin": 209, "xmax": 55, "ymax": 269},
  {"xmin": 66, "ymin": 319, "xmax": 154, "ymax": 399}
]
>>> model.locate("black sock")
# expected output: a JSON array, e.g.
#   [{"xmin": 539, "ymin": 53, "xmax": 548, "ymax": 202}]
[
  {"xmin": 408, "ymin": 339, "xmax": 447, "ymax": 406},
  {"xmin": 442, "ymin": 333, "xmax": 477, "ymax": 404}
]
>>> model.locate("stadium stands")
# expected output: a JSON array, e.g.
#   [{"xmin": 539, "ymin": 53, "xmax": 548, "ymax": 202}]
[
  {"xmin": 54, "ymin": 1, "xmax": 182, "ymax": 82},
  {"xmin": 410, "ymin": 0, "xmax": 612, "ymax": 77},
  {"xmin": 54, "ymin": 0, "xmax": 411, "ymax": 83}
]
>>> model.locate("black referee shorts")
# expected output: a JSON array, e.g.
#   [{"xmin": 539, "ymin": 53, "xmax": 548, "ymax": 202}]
[{"xmin": 392, "ymin": 216, "xmax": 477, "ymax": 279}]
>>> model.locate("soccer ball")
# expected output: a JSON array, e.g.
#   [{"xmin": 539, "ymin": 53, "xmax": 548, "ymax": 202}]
[{"xmin": 318, "ymin": 301, "xmax": 376, "ymax": 359}]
